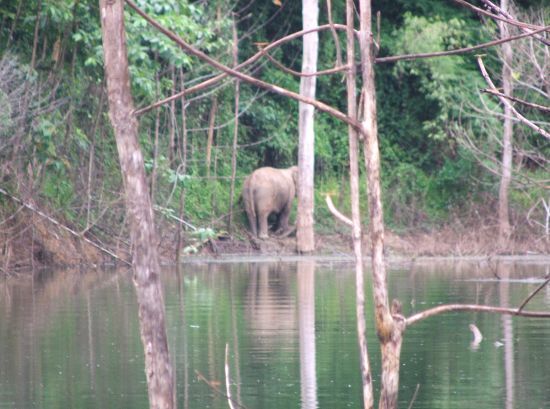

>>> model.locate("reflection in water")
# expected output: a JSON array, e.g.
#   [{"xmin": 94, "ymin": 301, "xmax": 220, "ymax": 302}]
[
  {"xmin": 498, "ymin": 262, "xmax": 514, "ymax": 409},
  {"xmin": 297, "ymin": 261, "xmax": 318, "ymax": 409},
  {"xmin": 1, "ymin": 260, "xmax": 550, "ymax": 409},
  {"xmin": 245, "ymin": 263, "xmax": 296, "ymax": 354}
]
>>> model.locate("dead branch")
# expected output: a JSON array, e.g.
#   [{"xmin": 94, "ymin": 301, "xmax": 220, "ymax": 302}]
[
  {"xmin": 125, "ymin": 0, "xmax": 355, "ymax": 128},
  {"xmin": 263, "ymin": 51, "xmax": 349, "ymax": 77},
  {"xmin": 326, "ymin": 0, "xmax": 343, "ymax": 68},
  {"xmin": 125, "ymin": 0, "xmax": 359, "ymax": 118},
  {"xmin": 0, "ymin": 187, "xmax": 130, "ymax": 265},
  {"xmin": 407, "ymin": 384, "xmax": 421, "ymax": 409},
  {"xmin": 406, "ymin": 303, "xmax": 550, "ymax": 327},
  {"xmin": 477, "ymin": 56, "xmax": 550, "ymax": 139},
  {"xmin": 195, "ymin": 370, "xmax": 247, "ymax": 409},
  {"xmin": 517, "ymin": 275, "xmax": 550, "ymax": 313},
  {"xmin": 325, "ymin": 195, "xmax": 353, "ymax": 226},
  {"xmin": 481, "ymin": 88, "xmax": 550, "ymax": 113},
  {"xmin": 452, "ymin": 0, "xmax": 549, "ymax": 34},
  {"xmin": 478, "ymin": 0, "xmax": 550, "ymax": 46},
  {"xmin": 376, "ymin": 25, "xmax": 549, "ymax": 63}
]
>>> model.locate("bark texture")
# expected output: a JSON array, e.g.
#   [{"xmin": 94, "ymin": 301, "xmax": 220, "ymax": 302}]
[
  {"xmin": 296, "ymin": 0, "xmax": 319, "ymax": 253},
  {"xmin": 346, "ymin": 1, "xmax": 374, "ymax": 407},
  {"xmin": 99, "ymin": 1, "xmax": 175, "ymax": 408},
  {"xmin": 498, "ymin": 0, "xmax": 513, "ymax": 249},
  {"xmin": 358, "ymin": 1, "xmax": 403, "ymax": 408}
]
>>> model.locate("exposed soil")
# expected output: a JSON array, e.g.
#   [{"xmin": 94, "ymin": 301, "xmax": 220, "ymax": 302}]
[
  {"xmin": 168, "ymin": 223, "xmax": 549, "ymax": 260},
  {"xmin": 1, "ymin": 204, "xmax": 548, "ymax": 273}
]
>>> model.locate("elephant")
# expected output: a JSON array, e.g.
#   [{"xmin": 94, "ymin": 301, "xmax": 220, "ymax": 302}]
[{"xmin": 242, "ymin": 166, "xmax": 299, "ymax": 239}]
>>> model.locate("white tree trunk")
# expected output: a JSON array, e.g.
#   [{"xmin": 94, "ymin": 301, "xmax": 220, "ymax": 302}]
[
  {"xmin": 498, "ymin": 0, "xmax": 513, "ymax": 250},
  {"xmin": 297, "ymin": 0, "xmax": 318, "ymax": 253}
]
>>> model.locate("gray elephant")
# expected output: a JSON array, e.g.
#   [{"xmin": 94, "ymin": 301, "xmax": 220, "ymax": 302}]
[{"xmin": 242, "ymin": 166, "xmax": 299, "ymax": 239}]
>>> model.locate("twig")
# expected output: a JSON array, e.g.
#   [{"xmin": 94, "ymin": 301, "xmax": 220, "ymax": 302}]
[
  {"xmin": 0, "ymin": 187, "xmax": 130, "ymax": 265},
  {"xmin": 517, "ymin": 275, "xmax": 550, "ymax": 313},
  {"xmin": 195, "ymin": 370, "xmax": 247, "ymax": 409},
  {"xmin": 376, "ymin": 25, "xmax": 549, "ymax": 63},
  {"xmin": 477, "ymin": 56, "xmax": 550, "ymax": 139},
  {"xmin": 481, "ymin": 88, "xmax": 550, "ymax": 113},
  {"xmin": 407, "ymin": 384, "xmax": 421, "ymax": 409},
  {"xmin": 325, "ymin": 195, "xmax": 353, "ymax": 226}
]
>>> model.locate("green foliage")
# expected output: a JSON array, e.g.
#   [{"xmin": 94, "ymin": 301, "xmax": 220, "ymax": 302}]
[{"xmin": 1, "ymin": 0, "xmax": 546, "ymax": 238}]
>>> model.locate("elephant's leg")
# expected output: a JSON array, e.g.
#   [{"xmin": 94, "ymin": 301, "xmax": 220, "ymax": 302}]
[
  {"xmin": 246, "ymin": 210, "xmax": 258, "ymax": 237},
  {"xmin": 258, "ymin": 212, "xmax": 269, "ymax": 239},
  {"xmin": 277, "ymin": 204, "xmax": 291, "ymax": 234}
]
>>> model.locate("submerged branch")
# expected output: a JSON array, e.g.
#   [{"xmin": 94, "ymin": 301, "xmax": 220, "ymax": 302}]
[
  {"xmin": 517, "ymin": 275, "xmax": 550, "ymax": 313},
  {"xmin": 406, "ymin": 304, "xmax": 550, "ymax": 327}
]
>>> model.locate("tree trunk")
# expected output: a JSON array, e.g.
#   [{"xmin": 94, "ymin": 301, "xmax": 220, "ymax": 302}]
[
  {"xmin": 498, "ymin": 0, "xmax": 513, "ymax": 250},
  {"xmin": 169, "ymin": 66, "xmax": 177, "ymax": 166},
  {"xmin": 228, "ymin": 16, "xmax": 240, "ymax": 231},
  {"xmin": 297, "ymin": 0, "xmax": 319, "ymax": 253},
  {"xmin": 175, "ymin": 68, "xmax": 188, "ymax": 267},
  {"xmin": 151, "ymin": 70, "xmax": 161, "ymax": 199},
  {"xmin": 346, "ymin": 1, "xmax": 374, "ymax": 408},
  {"xmin": 358, "ymin": 1, "xmax": 404, "ymax": 408},
  {"xmin": 99, "ymin": 1, "xmax": 175, "ymax": 408},
  {"xmin": 205, "ymin": 97, "xmax": 218, "ymax": 178}
]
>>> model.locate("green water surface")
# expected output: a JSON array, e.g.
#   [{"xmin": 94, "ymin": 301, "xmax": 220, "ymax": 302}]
[{"xmin": 1, "ymin": 259, "xmax": 549, "ymax": 408}]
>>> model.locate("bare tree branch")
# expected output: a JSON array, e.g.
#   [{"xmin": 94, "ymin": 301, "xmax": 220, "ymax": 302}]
[
  {"xmin": 478, "ymin": 0, "xmax": 550, "ymax": 46},
  {"xmin": 517, "ymin": 275, "xmax": 550, "ymax": 313},
  {"xmin": 481, "ymin": 88, "xmax": 550, "ymax": 113},
  {"xmin": 263, "ymin": 50, "xmax": 349, "ymax": 77},
  {"xmin": 127, "ymin": 2, "xmax": 354, "ymax": 117},
  {"xmin": 325, "ymin": 195, "xmax": 353, "ymax": 226},
  {"xmin": 477, "ymin": 55, "xmax": 550, "ymax": 139},
  {"xmin": 326, "ymin": 0, "xmax": 343, "ymax": 68},
  {"xmin": 376, "ymin": 25, "xmax": 549, "ymax": 63},
  {"xmin": 452, "ymin": 0, "xmax": 549, "ymax": 33},
  {"xmin": 406, "ymin": 304, "xmax": 550, "ymax": 327},
  {"xmin": 0, "ymin": 187, "xmax": 130, "ymax": 265}
]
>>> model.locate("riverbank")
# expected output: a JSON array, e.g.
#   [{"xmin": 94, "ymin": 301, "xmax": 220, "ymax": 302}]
[{"xmin": 1, "ymin": 211, "xmax": 548, "ymax": 273}]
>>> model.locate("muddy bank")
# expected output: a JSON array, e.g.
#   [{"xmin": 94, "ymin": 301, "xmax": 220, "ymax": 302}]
[{"xmin": 1, "ymin": 207, "xmax": 548, "ymax": 273}]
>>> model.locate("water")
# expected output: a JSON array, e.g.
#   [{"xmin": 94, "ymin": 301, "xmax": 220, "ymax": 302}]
[{"xmin": 1, "ymin": 259, "xmax": 549, "ymax": 409}]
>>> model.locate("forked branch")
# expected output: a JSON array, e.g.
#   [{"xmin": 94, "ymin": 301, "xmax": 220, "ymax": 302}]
[
  {"xmin": 126, "ymin": 0, "xmax": 356, "ymax": 122},
  {"xmin": 477, "ymin": 56, "xmax": 550, "ymax": 139}
]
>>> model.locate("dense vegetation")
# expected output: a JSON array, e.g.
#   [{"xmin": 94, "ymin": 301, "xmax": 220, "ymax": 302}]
[{"xmin": 0, "ymin": 0, "xmax": 548, "ymax": 263}]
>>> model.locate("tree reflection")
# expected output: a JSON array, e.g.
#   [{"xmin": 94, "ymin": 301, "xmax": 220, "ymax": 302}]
[
  {"xmin": 498, "ymin": 262, "xmax": 514, "ymax": 409},
  {"xmin": 297, "ymin": 261, "xmax": 318, "ymax": 409}
]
